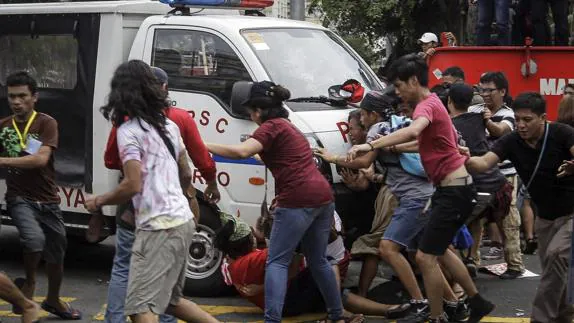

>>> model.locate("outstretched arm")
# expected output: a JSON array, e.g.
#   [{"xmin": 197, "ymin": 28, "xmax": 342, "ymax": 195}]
[
  {"xmin": 207, "ymin": 138, "xmax": 263, "ymax": 160},
  {"xmin": 465, "ymin": 152, "xmax": 500, "ymax": 174}
]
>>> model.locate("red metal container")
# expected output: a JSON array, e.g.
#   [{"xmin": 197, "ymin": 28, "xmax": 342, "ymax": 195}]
[{"xmin": 427, "ymin": 44, "xmax": 574, "ymax": 121}]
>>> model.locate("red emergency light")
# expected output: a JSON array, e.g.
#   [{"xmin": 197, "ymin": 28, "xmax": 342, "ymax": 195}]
[{"xmin": 160, "ymin": 0, "xmax": 274, "ymax": 9}]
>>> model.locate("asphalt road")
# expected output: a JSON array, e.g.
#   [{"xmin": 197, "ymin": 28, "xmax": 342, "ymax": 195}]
[{"xmin": 0, "ymin": 225, "xmax": 541, "ymax": 322}]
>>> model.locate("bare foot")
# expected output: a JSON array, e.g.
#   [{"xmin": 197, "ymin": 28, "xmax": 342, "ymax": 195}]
[{"xmin": 21, "ymin": 300, "xmax": 40, "ymax": 323}]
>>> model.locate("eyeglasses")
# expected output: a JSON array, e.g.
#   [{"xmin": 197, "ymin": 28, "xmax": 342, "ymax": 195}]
[{"xmin": 478, "ymin": 87, "xmax": 498, "ymax": 94}]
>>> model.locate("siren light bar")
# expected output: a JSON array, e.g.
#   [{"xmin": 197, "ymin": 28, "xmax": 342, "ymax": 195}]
[{"xmin": 160, "ymin": 0, "xmax": 274, "ymax": 9}]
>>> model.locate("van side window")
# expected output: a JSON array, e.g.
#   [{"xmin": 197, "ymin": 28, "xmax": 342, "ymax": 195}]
[
  {"xmin": 152, "ymin": 29, "xmax": 252, "ymax": 108},
  {"xmin": 0, "ymin": 35, "xmax": 78, "ymax": 89}
]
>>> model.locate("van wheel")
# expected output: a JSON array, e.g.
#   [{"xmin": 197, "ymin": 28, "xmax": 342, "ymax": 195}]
[{"xmin": 183, "ymin": 200, "xmax": 234, "ymax": 297}]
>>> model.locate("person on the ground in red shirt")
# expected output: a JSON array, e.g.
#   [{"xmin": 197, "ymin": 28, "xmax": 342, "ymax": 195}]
[
  {"xmin": 214, "ymin": 212, "xmax": 411, "ymax": 322},
  {"xmin": 89, "ymin": 67, "xmax": 220, "ymax": 323},
  {"xmin": 347, "ymin": 54, "xmax": 495, "ymax": 323},
  {"xmin": 207, "ymin": 81, "xmax": 344, "ymax": 323}
]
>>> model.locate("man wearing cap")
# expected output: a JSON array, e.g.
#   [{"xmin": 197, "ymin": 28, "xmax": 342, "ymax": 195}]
[
  {"xmin": 318, "ymin": 92, "xmax": 470, "ymax": 320},
  {"xmin": 94, "ymin": 66, "xmax": 220, "ymax": 323},
  {"xmin": 418, "ymin": 33, "xmax": 439, "ymax": 58}
]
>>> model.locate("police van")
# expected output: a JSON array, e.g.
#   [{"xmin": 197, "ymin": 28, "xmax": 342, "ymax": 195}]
[{"xmin": 0, "ymin": 0, "xmax": 384, "ymax": 296}]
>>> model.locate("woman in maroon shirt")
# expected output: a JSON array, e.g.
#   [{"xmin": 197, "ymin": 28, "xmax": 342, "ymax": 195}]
[{"xmin": 207, "ymin": 81, "xmax": 345, "ymax": 323}]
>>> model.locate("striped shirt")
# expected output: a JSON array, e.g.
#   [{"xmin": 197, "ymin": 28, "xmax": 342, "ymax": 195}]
[{"xmin": 468, "ymin": 104, "xmax": 516, "ymax": 176}]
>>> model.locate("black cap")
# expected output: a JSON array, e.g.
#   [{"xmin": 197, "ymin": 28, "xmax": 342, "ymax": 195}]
[
  {"xmin": 241, "ymin": 81, "xmax": 277, "ymax": 106},
  {"xmin": 360, "ymin": 91, "xmax": 395, "ymax": 121},
  {"xmin": 151, "ymin": 67, "xmax": 169, "ymax": 85}
]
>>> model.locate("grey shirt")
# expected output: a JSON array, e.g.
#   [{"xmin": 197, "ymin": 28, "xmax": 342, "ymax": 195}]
[{"xmin": 367, "ymin": 122, "xmax": 434, "ymax": 200}]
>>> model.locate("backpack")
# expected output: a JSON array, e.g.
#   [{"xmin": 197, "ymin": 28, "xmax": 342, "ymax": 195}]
[{"xmin": 390, "ymin": 115, "xmax": 427, "ymax": 179}]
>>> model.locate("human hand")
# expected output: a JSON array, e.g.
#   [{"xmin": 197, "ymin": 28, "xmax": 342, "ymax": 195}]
[
  {"xmin": 84, "ymin": 194, "xmax": 101, "ymax": 213},
  {"xmin": 237, "ymin": 284, "xmax": 264, "ymax": 297},
  {"xmin": 557, "ymin": 160, "xmax": 574, "ymax": 178},
  {"xmin": 458, "ymin": 145, "xmax": 471, "ymax": 158},
  {"xmin": 347, "ymin": 143, "xmax": 372, "ymax": 161},
  {"xmin": 315, "ymin": 148, "xmax": 338, "ymax": 164},
  {"xmin": 340, "ymin": 167, "xmax": 359, "ymax": 184},
  {"xmin": 204, "ymin": 182, "xmax": 221, "ymax": 204},
  {"xmin": 444, "ymin": 32, "xmax": 457, "ymax": 46},
  {"xmin": 482, "ymin": 108, "xmax": 492, "ymax": 121}
]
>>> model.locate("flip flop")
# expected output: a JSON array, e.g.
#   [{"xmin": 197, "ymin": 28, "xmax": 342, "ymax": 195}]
[
  {"xmin": 41, "ymin": 300, "xmax": 82, "ymax": 320},
  {"xmin": 12, "ymin": 277, "xmax": 26, "ymax": 315},
  {"xmin": 317, "ymin": 314, "xmax": 365, "ymax": 323}
]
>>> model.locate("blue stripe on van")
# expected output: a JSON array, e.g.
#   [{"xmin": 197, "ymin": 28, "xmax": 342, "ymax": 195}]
[{"xmin": 212, "ymin": 154, "xmax": 262, "ymax": 165}]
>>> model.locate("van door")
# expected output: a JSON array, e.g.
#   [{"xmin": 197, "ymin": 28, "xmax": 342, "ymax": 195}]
[{"xmin": 142, "ymin": 26, "xmax": 269, "ymax": 224}]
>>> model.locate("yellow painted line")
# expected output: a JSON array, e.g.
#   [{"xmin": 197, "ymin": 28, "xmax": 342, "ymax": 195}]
[
  {"xmin": 198, "ymin": 304, "xmax": 263, "ymax": 315},
  {"xmin": 0, "ymin": 296, "xmax": 76, "ymax": 306}
]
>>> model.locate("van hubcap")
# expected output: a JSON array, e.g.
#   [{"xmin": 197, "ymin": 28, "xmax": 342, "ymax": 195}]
[{"xmin": 186, "ymin": 224, "xmax": 222, "ymax": 280}]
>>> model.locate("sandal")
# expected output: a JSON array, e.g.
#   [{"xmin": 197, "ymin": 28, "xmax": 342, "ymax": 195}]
[
  {"xmin": 41, "ymin": 300, "xmax": 82, "ymax": 320},
  {"xmin": 12, "ymin": 277, "xmax": 26, "ymax": 315},
  {"xmin": 317, "ymin": 313, "xmax": 365, "ymax": 323}
]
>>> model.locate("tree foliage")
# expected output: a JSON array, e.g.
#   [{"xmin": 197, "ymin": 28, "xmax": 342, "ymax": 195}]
[{"xmin": 311, "ymin": 0, "xmax": 466, "ymax": 65}]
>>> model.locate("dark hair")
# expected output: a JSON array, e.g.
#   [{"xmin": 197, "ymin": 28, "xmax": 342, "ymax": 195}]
[
  {"xmin": 565, "ymin": 84, "xmax": 574, "ymax": 91},
  {"xmin": 6, "ymin": 71, "xmax": 38, "ymax": 94},
  {"xmin": 246, "ymin": 82, "xmax": 290, "ymax": 122},
  {"xmin": 479, "ymin": 71, "xmax": 509, "ymax": 92},
  {"xmin": 214, "ymin": 221, "xmax": 254, "ymax": 259},
  {"xmin": 387, "ymin": 53, "xmax": 429, "ymax": 87},
  {"xmin": 448, "ymin": 83, "xmax": 474, "ymax": 111},
  {"xmin": 557, "ymin": 95, "xmax": 574, "ymax": 127},
  {"xmin": 430, "ymin": 83, "xmax": 450, "ymax": 108},
  {"xmin": 443, "ymin": 66, "xmax": 465, "ymax": 81},
  {"xmin": 511, "ymin": 92, "xmax": 546, "ymax": 116},
  {"xmin": 348, "ymin": 109, "xmax": 364, "ymax": 129},
  {"xmin": 100, "ymin": 60, "xmax": 168, "ymax": 131}
]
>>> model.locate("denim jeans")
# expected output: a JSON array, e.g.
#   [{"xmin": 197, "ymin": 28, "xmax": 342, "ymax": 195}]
[
  {"xmin": 105, "ymin": 226, "xmax": 177, "ymax": 323},
  {"xmin": 264, "ymin": 202, "xmax": 343, "ymax": 323},
  {"xmin": 477, "ymin": 0, "xmax": 511, "ymax": 45}
]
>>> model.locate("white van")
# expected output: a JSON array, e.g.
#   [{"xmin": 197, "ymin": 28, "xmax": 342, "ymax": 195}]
[{"xmin": 0, "ymin": 0, "xmax": 384, "ymax": 296}]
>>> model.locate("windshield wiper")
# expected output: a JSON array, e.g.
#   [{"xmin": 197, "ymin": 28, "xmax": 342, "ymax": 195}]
[{"xmin": 287, "ymin": 96, "xmax": 349, "ymax": 107}]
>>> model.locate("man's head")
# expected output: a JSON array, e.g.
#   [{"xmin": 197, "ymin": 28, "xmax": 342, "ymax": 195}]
[
  {"xmin": 348, "ymin": 109, "xmax": 367, "ymax": 145},
  {"xmin": 6, "ymin": 71, "xmax": 38, "ymax": 121},
  {"xmin": 442, "ymin": 66, "xmax": 465, "ymax": 85},
  {"xmin": 563, "ymin": 83, "xmax": 574, "ymax": 97},
  {"xmin": 418, "ymin": 32, "xmax": 439, "ymax": 53},
  {"xmin": 479, "ymin": 72, "xmax": 509, "ymax": 109},
  {"xmin": 388, "ymin": 54, "xmax": 429, "ymax": 105},
  {"xmin": 511, "ymin": 92, "xmax": 546, "ymax": 141},
  {"xmin": 151, "ymin": 66, "xmax": 169, "ymax": 92},
  {"xmin": 447, "ymin": 83, "xmax": 474, "ymax": 114},
  {"xmin": 358, "ymin": 91, "xmax": 395, "ymax": 129}
]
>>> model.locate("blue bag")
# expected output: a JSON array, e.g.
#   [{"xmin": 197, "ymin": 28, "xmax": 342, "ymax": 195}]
[
  {"xmin": 452, "ymin": 225, "xmax": 474, "ymax": 250},
  {"xmin": 390, "ymin": 115, "xmax": 427, "ymax": 179}
]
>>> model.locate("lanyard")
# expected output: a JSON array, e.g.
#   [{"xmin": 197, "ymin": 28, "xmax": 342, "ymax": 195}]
[{"xmin": 12, "ymin": 110, "xmax": 37, "ymax": 149}]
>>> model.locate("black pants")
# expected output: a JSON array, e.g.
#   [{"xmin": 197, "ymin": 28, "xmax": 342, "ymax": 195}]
[{"xmin": 531, "ymin": 0, "xmax": 570, "ymax": 45}]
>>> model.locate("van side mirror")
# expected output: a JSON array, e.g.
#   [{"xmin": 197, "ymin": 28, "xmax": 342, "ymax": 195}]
[{"xmin": 230, "ymin": 81, "xmax": 253, "ymax": 119}]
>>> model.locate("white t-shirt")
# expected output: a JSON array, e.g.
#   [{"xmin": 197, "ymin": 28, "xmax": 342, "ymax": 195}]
[
  {"xmin": 326, "ymin": 211, "xmax": 345, "ymax": 263},
  {"xmin": 117, "ymin": 118, "xmax": 193, "ymax": 230}
]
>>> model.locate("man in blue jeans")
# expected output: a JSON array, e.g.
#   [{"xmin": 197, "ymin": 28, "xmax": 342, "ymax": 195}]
[
  {"xmin": 102, "ymin": 67, "xmax": 220, "ymax": 323},
  {"xmin": 476, "ymin": 0, "xmax": 511, "ymax": 45}
]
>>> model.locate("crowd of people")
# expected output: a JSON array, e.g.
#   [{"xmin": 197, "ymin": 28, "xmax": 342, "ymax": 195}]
[{"xmin": 1, "ymin": 51, "xmax": 574, "ymax": 323}]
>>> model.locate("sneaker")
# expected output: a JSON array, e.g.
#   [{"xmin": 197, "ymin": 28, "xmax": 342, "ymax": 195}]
[
  {"xmin": 463, "ymin": 257, "xmax": 478, "ymax": 278},
  {"xmin": 444, "ymin": 300, "xmax": 470, "ymax": 322},
  {"xmin": 500, "ymin": 269, "xmax": 524, "ymax": 280},
  {"xmin": 481, "ymin": 246, "xmax": 503, "ymax": 261},
  {"xmin": 468, "ymin": 294, "xmax": 495, "ymax": 323},
  {"xmin": 397, "ymin": 301, "xmax": 430, "ymax": 323},
  {"xmin": 523, "ymin": 238, "xmax": 538, "ymax": 255}
]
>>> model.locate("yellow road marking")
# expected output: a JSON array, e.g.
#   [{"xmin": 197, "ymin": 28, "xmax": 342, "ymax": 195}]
[{"xmin": 0, "ymin": 296, "xmax": 75, "ymax": 306}]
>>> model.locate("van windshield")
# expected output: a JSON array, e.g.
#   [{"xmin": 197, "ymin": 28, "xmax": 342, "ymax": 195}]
[{"xmin": 242, "ymin": 28, "xmax": 382, "ymax": 100}]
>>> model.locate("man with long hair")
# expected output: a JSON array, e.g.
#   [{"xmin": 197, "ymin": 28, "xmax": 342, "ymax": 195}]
[{"xmin": 84, "ymin": 60, "xmax": 219, "ymax": 323}]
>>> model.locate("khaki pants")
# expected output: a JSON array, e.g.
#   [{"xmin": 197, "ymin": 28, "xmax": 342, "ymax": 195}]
[
  {"xmin": 503, "ymin": 175, "xmax": 524, "ymax": 272},
  {"xmin": 531, "ymin": 215, "xmax": 574, "ymax": 323}
]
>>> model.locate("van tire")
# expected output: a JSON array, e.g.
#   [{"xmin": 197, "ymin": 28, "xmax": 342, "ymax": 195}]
[{"xmin": 183, "ymin": 197, "xmax": 235, "ymax": 297}]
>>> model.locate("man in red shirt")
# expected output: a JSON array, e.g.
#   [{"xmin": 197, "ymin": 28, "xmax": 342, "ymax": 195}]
[
  {"xmin": 347, "ymin": 54, "xmax": 494, "ymax": 323},
  {"xmin": 93, "ymin": 67, "xmax": 220, "ymax": 323}
]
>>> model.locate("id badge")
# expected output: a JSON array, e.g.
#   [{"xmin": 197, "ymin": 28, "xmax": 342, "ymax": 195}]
[{"xmin": 24, "ymin": 136, "xmax": 42, "ymax": 155}]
